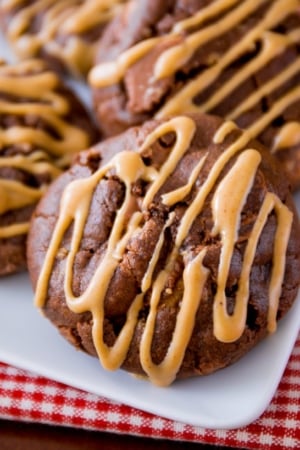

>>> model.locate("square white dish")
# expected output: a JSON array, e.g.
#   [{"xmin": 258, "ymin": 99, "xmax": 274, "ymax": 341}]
[
  {"xmin": 0, "ymin": 32, "xmax": 299, "ymax": 430},
  {"xmin": 0, "ymin": 266, "xmax": 299, "ymax": 430}
]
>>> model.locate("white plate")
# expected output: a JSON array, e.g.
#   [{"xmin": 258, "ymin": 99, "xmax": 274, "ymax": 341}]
[
  {"xmin": 0, "ymin": 268, "xmax": 299, "ymax": 430},
  {"xmin": 0, "ymin": 34, "xmax": 299, "ymax": 430}
]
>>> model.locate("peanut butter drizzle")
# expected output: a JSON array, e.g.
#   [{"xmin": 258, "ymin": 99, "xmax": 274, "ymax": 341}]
[
  {"xmin": 213, "ymin": 121, "xmax": 238, "ymax": 144},
  {"xmin": 3, "ymin": 0, "xmax": 126, "ymax": 76},
  {"xmin": 172, "ymin": 0, "xmax": 240, "ymax": 34},
  {"xmin": 155, "ymin": 0, "xmax": 268, "ymax": 81},
  {"xmin": 0, "ymin": 179, "xmax": 45, "ymax": 215},
  {"xmin": 161, "ymin": 154, "xmax": 207, "ymax": 206},
  {"xmin": 140, "ymin": 248, "xmax": 209, "ymax": 387},
  {"xmin": 272, "ymin": 122, "xmax": 300, "ymax": 152},
  {"xmin": 0, "ymin": 59, "xmax": 91, "ymax": 238},
  {"xmin": 211, "ymin": 149, "xmax": 262, "ymax": 342},
  {"xmin": 89, "ymin": 38, "xmax": 161, "ymax": 88},
  {"xmin": 0, "ymin": 222, "xmax": 29, "ymax": 239},
  {"xmin": 35, "ymin": 116, "xmax": 292, "ymax": 386},
  {"xmin": 89, "ymin": 0, "xmax": 300, "ymax": 154}
]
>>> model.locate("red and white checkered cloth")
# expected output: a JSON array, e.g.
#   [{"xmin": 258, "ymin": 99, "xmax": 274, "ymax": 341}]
[{"xmin": 0, "ymin": 335, "xmax": 299, "ymax": 450}]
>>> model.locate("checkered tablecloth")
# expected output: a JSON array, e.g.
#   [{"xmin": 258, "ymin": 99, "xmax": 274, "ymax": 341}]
[{"xmin": 0, "ymin": 335, "xmax": 299, "ymax": 450}]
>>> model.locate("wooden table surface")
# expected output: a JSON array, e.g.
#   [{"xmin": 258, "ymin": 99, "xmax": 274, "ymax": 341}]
[{"xmin": 0, "ymin": 420, "xmax": 232, "ymax": 450}]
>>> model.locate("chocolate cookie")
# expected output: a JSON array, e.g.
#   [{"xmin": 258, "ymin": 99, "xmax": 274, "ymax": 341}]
[
  {"xmin": 0, "ymin": 0, "xmax": 127, "ymax": 77},
  {"xmin": 0, "ymin": 58, "xmax": 98, "ymax": 275},
  {"xmin": 89, "ymin": 0, "xmax": 300, "ymax": 189},
  {"xmin": 27, "ymin": 113, "xmax": 300, "ymax": 386}
]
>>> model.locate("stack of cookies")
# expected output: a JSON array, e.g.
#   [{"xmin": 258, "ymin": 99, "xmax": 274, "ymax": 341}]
[{"xmin": 1, "ymin": 0, "xmax": 300, "ymax": 386}]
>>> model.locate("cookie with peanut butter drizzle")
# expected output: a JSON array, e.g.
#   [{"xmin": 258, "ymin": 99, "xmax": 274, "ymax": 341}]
[
  {"xmin": 0, "ymin": 58, "xmax": 98, "ymax": 275},
  {"xmin": 27, "ymin": 113, "xmax": 300, "ymax": 386},
  {"xmin": 0, "ymin": 0, "xmax": 127, "ymax": 77},
  {"xmin": 89, "ymin": 0, "xmax": 300, "ymax": 189}
]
